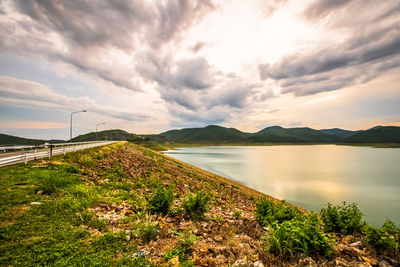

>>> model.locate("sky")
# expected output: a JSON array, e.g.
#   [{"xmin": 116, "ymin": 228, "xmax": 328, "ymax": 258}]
[{"xmin": 0, "ymin": 0, "xmax": 399, "ymax": 140}]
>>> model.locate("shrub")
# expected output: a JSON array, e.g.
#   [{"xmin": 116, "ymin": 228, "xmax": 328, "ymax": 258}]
[
  {"xmin": 366, "ymin": 220, "xmax": 399, "ymax": 251},
  {"xmin": 264, "ymin": 214, "xmax": 335, "ymax": 258},
  {"xmin": 320, "ymin": 202, "xmax": 365, "ymax": 235},
  {"xmin": 255, "ymin": 198, "xmax": 303, "ymax": 227},
  {"xmin": 148, "ymin": 184, "xmax": 174, "ymax": 214},
  {"xmin": 169, "ymin": 229, "xmax": 200, "ymax": 251},
  {"xmin": 134, "ymin": 220, "xmax": 159, "ymax": 242},
  {"xmin": 78, "ymin": 155, "xmax": 95, "ymax": 168},
  {"xmin": 163, "ymin": 247, "xmax": 186, "ymax": 262},
  {"xmin": 233, "ymin": 210, "xmax": 242, "ymax": 219},
  {"xmin": 182, "ymin": 191, "xmax": 210, "ymax": 221}
]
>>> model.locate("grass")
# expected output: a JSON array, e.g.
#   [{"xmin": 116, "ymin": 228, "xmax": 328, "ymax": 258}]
[
  {"xmin": 0, "ymin": 142, "xmax": 150, "ymax": 266},
  {"xmin": 182, "ymin": 190, "xmax": 211, "ymax": 221}
]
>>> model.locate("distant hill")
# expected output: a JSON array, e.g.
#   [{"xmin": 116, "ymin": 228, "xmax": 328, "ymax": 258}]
[
  {"xmin": 160, "ymin": 125, "xmax": 249, "ymax": 143},
  {"xmin": 343, "ymin": 126, "xmax": 400, "ymax": 143},
  {"xmin": 159, "ymin": 125, "xmax": 340, "ymax": 143},
  {"xmin": 70, "ymin": 129, "xmax": 146, "ymax": 142},
  {"xmin": 249, "ymin": 126, "xmax": 340, "ymax": 143},
  {"xmin": 319, "ymin": 128, "xmax": 362, "ymax": 139},
  {"xmin": 0, "ymin": 133, "xmax": 46, "ymax": 146}
]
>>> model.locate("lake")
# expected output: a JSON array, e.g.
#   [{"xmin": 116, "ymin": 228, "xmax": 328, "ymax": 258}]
[{"xmin": 164, "ymin": 145, "xmax": 400, "ymax": 226}]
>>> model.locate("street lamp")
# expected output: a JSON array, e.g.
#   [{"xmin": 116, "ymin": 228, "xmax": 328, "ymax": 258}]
[
  {"xmin": 96, "ymin": 122, "xmax": 106, "ymax": 141},
  {"xmin": 70, "ymin": 110, "xmax": 87, "ymax": 140}
]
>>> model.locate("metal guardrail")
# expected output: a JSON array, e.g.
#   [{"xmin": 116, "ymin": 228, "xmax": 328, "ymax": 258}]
[
  {"xmin": 0, "ymin": 140, "xmax": 106, "ymax": 152},
  {"xmin": 0, "ymin": 141, "xmax": 117, "ymax": 167}
]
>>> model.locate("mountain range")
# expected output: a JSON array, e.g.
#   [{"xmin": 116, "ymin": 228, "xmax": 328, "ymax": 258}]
[{"xmin": 1, "ymin": 125, "xmax": 399, "ymax": 145}]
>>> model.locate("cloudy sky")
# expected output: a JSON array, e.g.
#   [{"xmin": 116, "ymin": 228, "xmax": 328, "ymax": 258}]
[{"xmin": 0, "ymin": 0, "xmax": 399, "ymax": 140}]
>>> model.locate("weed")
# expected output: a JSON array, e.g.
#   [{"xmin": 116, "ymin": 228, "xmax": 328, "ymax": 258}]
[
  {"xmin": 169, "ymin": 229, "xmax": 199, "ymax": 251},
  {"xmin": 366, "ymin": 220, "xmax": 399, "ymax": 252},
  {"xmin": 182, "ymin": 191, "xmax": 210, "ymax": 221},
  {"xmin": 134, "ymin": 218, "xmax": 159, "ymax": 242},
  {"xmin": 255, "ymin": 198, "xmax": 303, "ymax": 227},
  {"xmin": 163, "ymin": 247, "xmax": 186, "ymax": 262},
  {"xmin": 148, "ymin": 183, "xmax": 174, "ymax": 214},
  {"xmin": 78, "ymin": 155, "xmax": 95, "ymax": 168},
  {"xmin": 233, "ymin": 210, "xmax": 242, "ymax": 219},
  {"xmin": 116, "ymin": 255, "xmax": 153, "ymax": 267},
  {"xmin": 263, "ymin": 214, "xmax": 335, "ymax": 258},
  {"xmin": 320, "ymin": 202, "xmax": 365, "ymax": 235}
]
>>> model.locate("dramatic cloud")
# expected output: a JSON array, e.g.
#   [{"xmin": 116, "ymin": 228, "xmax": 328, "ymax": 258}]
[
  {"xmin": 0, "ymin": 76, "xmax": 148, "ymax": 121},
  {"xmin": 259, "ymin": 0, "xmax": 400, "ymax": 96}
]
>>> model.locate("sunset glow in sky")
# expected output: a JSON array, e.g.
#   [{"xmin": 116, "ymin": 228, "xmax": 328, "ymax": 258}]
[{"xmin": 1, "ymin": 0, "xmax": 399, "ymax": 139}]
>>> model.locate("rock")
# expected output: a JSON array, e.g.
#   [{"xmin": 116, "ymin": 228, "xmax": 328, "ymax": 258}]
[
  {"xmin": 349, "ymin": 241, "xmax": 363, "ymax": 248},
  {"xmin": 349, "ymin": 262, "xmax": 372, "ymax": 267},
  {"xmin": 233, "ymin": 259, "xmax": 246, "ymax": 267},
  {"xmin": 30, "ymin": 201, "xmax": 41, "ymax": 205},
  {"xmin": 361, "ymin": 256, "xmax": 378, "ymax": 266},
  {"xmin": 214, "ymin": 235, "xmax": 223, "ymax": 242},
  {"xmin": 383, "ymin": 256, "xmax": 398, "ymax": 266},
  {"xmin": 135, "ymin": 250, "xmax": 149, "ymax": 257},
  {"xmin": 338, "ymin": 244, "xmax": 366, "ymax": 256},
  {"xmin": 251, "ymin": 260, "xmax": 264, "ymax": 267},
  {"xmin": 298, "ymin": 256, "xmax": 317, "ymax": 267},
  {"xmin": 336, "ymin": 257, "xmax": 349, "ymax": 267},
  {"xmin": 379, "ymin": 260, "xmax": 393, "ymax": 267},
  {"xmin": 169, "ymin": 256, "xmax": 180, "ymax": 267},
  {"xmin": 342, "ymin": 235, "xmax": 354, "ymax": 244},
  {"xmin": 215, "ymin": 254, "xmax": 227, "ymax": 265},
  {"xmin": 36, "ymin": 190, "xmax": 43, "ymax": 195}
]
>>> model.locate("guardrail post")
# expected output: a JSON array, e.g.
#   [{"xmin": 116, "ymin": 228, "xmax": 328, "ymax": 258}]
[
  {"xmin": 63, "ymin": 148, "xmax": 66, "ymax": 155},
  {"xmin": 24, "ymin": 153, "xmax": 27, "ymax": 164}
]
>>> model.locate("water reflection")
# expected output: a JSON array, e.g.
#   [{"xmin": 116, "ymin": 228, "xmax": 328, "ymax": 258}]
[{"xmin": 164, "ymin": 145, "xmax": 400, "ymax": 226}]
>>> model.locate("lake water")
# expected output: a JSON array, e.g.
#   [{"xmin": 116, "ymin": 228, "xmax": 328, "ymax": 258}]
[{"xmin": 164, "ymin": 145, "xmax": 400, "ymax": 226}]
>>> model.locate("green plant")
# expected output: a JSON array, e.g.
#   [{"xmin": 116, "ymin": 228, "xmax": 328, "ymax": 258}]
[
  {"xmin": 263, "ymin": 214, "xmax": 335, "ymax": 258},
  {"xmin": 134, "ymin": 219, "xmax": 159, "ymax": 242},
  {"xmin": 148, "ymin": 184, "xmax": 174, "ymax": 214},
  {"xmin": 78, "ymin": 155, "xmax": 95, "ymax": 168},
  {"xmin": 211, "ymin": 215, "xmax": 223, "ymax": 223},
  {"xmin": 320, "ymin": 202, "xmax": 365, "ymax": 235},
  {"xmin": 169, "ymin": 229, "xmax": 200, "ymax": 251},
  {"xmin": 255, "ymin": 198, "xmax": 303, "ymax": 227},
  {"xmin": 233, "ymin": 210, "xmax": 242, "ymax": 219},
  {"xmin": 366, "ymin": 220, "xmax": 399, "ymax": 251},
  {"xmin": 182, "ymin": 191, "xmax": 210, "ymax": 221},
  {"xmin": 163, "ymin": 247, "xmax": 186, "ymax": 262}
]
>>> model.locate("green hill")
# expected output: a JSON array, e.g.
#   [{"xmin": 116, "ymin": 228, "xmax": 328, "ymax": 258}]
[
  {"xmin": 343, "ymin": 126, "xmax": 400, "ymax": 143},
  {"xmin": 248, "ymin": 126, "xmax": 340, "ymax": 143},
  {"xmin": 160, "ymin": 125, "xmax": 249, "ymax": 143},
  {"xmin": 319, "ymin": 128, "xmax": 361, "ymax": 139},
  {"xmin": 70, "ymin": 129, "xmax": 146, "ymax": 142},
  {"xmin": 0, "ymin": 133, "xmax": 48, "ymax": 146}
]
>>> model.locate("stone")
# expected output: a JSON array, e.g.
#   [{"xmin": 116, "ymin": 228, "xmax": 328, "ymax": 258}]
[
  {"xmin": 379, "ymin": 260, "xmax": 393, "ymax": 267},
  {"xmin": 338, "ymin": 244, "xmax": 365, "ymax": 256},
  {"xmin": 36, "ymin": 190, "xmax": 43, "ymax": 195},
  {"xmin": 233, "ymin": 259, "xmax": 246, "ymax": 267},
  {"xmin": 298, "ymin": 256, "xmax": 317, "ymax": 267},
  {"xmin": 383, "ymin": 256, "xmax": 398, "ymax": 266},
  {"xmin": 30, "ymin": 201, "xmax": 41, "ymax": 205},
  {"xmin": 361, "ymin": 256, "xmax": 378, "ymax": 266},
  {"xmin": 169, "ymin": 256, "xmax": 180, "ymax": 267},
  {"xmin": 252, "ymin": 260, "xmax": 265, "ymax": 267},
  {"xmin": 215, "ymin": 254, "xmax": 227, "ymax": 265},
  {"xmin": 349, "ymin": 241, "xmax": 363, "ymax": 248},
  {"xmin": 335, "ymin": 257, "xmax": 349, "ymax": 267},
  {"xmin": 214, "ymin": 235, "xmax": 223, "ymax": 242}
]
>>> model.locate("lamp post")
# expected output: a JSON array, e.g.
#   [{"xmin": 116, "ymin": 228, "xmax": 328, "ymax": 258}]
[
  {"xmin": 70, "ymin": 110, "xmax": 87, "ymax": 140},
  {"xmin": 96, "ymin": 122, "xmax": 105, "ymax": 141}
]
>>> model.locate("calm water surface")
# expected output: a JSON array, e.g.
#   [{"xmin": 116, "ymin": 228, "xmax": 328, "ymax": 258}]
[{"xmin": 164, "ymin": 145, "xmax": 400, "ymax": 226}]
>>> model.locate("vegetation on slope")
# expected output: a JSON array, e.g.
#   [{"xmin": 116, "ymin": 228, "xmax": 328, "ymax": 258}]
[
  {"xmin": 319, "ymin": 128, "xmax": 362, "ymax": 139},
  {"xmin": 160, "ymin": 125, "xmax": 249, "ymax": 143},
  {"xmin": 70, "ymin": 129, "xmax": 146, "ymax": 142},
  {"xmin": 343, "ymin": 126, "xmax": 400, "ymax": 143},
  {"xmin": 250, "ymin": 126, "xmax": 340, "ymax": 143},
  {"xmin": 0, "ymin": 142, "xmax": 399, "ymax": 266}
]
